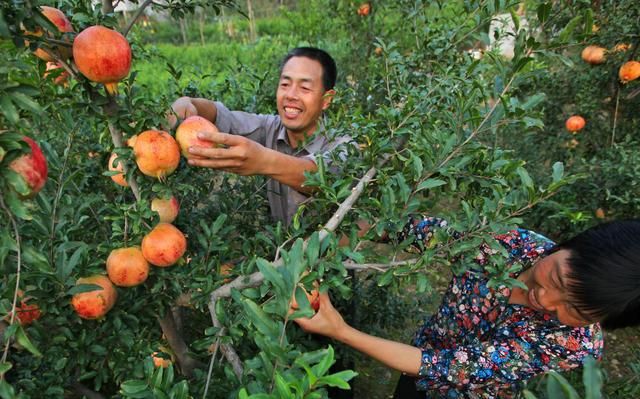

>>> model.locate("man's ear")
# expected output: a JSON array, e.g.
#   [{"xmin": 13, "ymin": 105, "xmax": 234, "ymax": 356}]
[{"xmin": 322, "ymin": 89, "xmax": 336, "ymax": 110}]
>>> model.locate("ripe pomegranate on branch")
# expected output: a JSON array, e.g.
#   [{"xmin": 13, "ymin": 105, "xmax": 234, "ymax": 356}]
[{"xmin": 72, "ymin": 25, "xmax": 132, "ymax": 95}]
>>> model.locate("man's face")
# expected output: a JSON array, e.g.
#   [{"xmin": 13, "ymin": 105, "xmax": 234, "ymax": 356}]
[{"xmin": 276, "ymin": 56, "xmax": 334, "ymax": 137}]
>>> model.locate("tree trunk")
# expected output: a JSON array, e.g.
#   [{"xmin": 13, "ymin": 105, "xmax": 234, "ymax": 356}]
[
  {"xmin": 246, "ymin": 0, "xmax": 256, "ymax": 42},
  {"xmin": 199, "ymin": 8, "xmax": 206, "ymax": 46},
  {"xmin": 179, "ymin": 18, "xmax": 188, "ymax": 45},
  {"xmin": 101, "ymin": 0, "xmax": 114, "ymax": 14}
]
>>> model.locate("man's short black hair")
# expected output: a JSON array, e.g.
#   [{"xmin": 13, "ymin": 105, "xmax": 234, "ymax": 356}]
[
  {"xmin": 280, "ymin": 47, "xmax": 337, "ymax": 91},
  {"xmin": 558, "ymin": 219, "xmax": 640, "ymax": 330}
]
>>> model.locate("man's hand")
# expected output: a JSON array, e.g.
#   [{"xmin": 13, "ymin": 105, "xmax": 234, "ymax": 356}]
[
  {"xmin": 167, "ymin": 97, "xmax": 198, "ymax": 129},
  {"xmin": 187, "ymin": 131, "xmax": 269, "ymax": 176}
]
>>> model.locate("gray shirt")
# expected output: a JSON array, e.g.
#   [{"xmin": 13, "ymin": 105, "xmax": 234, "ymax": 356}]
[{"xmin": 214, "ymin": 101, "xmax": 352, "ymax": 226}]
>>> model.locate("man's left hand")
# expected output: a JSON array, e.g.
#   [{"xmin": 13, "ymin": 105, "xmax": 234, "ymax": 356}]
[{"xmin": 187, "ymin": 131, "xmax": 267, "ymax": 176}]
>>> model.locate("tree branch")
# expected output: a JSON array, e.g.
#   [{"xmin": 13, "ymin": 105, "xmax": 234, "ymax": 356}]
[
  {"xmin": 123, "ymin": 0, "xmax": 154, "ymax": 38},
  {"xmin": 158, "ymin": 311, "xmax": 205, "ymax": 378}
]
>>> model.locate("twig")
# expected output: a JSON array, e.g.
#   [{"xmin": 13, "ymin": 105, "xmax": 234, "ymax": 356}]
[
  {"xmin": 343, "ymin": 259, "xmax": 420, "ymax": 272},
  {"xmin": 611, "ymin": 87, "xmax": 620, "ymax": 146},
  {"xmin": 123, "ymin": 0, "xmax": 154, "ymax": 38},
  {"xmin": 0, "ymin": 195, "xmax": 21, "ymax": 369},
  {"xmin": 50, "ymin": 130, "xmax": 76, "ymax": 265},
  {"xmin": 202, "ymin": 348, "xmax": 218, "ymax": 399}
]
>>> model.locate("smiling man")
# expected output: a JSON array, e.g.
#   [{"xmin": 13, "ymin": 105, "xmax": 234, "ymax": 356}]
[{"xmin": 168, "ymin": 47, "xmax": 352, "ymax": 225}]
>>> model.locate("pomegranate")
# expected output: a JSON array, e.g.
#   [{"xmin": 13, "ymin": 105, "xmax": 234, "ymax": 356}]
[
  {"xmin": 44, "ymin": 62, "xmax": 69, "ymax": 86},
  {"xmin": 581, "ymin": 45, "xmax": 606, "ymax": 65},
  {"xmin": 106, "ymin": 247, "xmax": 150, "ymax": 287},
  {"xmin": 141, "ymin": 223, "xmax": 187, "ymax": 267},
  {"xmin": 108, "ymin": 152, "xmax": 128, "ymax": 187},
  {"xmin": 72, "ymin": 25, "xmax": 131, "ymax": 95},
  {"xmin": 619, "ymin": 61, "xmax": 640, "ymax": 83},
  {"xmin": 152, "ymin": 351, "xmax": 172, "ymax": 368},
  {"xmin": 5, "ymin": 300, "xmax": 42, "ymax": 326},
  {"xmin": 151, "ymin": 196, "xmax": 179, "ymax": 223},
  {"xmin": 133, "ymin": 130, "xmax": 180, "ymax": 179},
  {"xmin": 565, "ymin": 115, "xmax": 586, "ymax": 133},
  {"xmin": 9, "ymin": 137, "xmax": 48, "ymax": 198},
  {"xmin": 175, "ymin": 116, "xmax": 219, "ymax": 159},
  {"xmin": 71, "ymin": 275, "xmax": 117, "ymax": 319},
  {"xmin": 220, "ymin": 263, "xmax": 234, "ymax": 283},
  {"xmin": 26, "ymin": 6, "xmax": 74, "ymax": 62},
  {"xmin": 357, "ymin": 3, "xmax": 371, "ymax": 16},
  {"xmin": 291, "ymin": 288, "xmax": 320, "ymax": 311}
]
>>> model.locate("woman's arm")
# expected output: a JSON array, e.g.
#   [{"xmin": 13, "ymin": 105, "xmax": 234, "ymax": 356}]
[{"xmin": 293, "ymin": 293, "xmax": 422, "ymax": 375}]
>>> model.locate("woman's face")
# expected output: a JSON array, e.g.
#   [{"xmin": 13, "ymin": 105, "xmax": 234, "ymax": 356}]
[{"xmin": 518, "ymin": 249, "xmax": 595, "ymax": 327}]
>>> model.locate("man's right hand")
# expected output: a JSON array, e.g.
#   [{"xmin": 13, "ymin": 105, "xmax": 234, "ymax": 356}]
[{"xmin": 166, "ymin": 97, "xmax": 199, "ymax": 129}]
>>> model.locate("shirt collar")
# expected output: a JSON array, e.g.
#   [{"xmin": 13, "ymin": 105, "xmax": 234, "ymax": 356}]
[{"xmin": 277, "ymin": 117, "xmax": 329, "ymax": 153}]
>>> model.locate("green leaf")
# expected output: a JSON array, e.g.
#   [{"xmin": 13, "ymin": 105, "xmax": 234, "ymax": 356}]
[
  {"xmin": 552, "ymin": 162, "xmax": 564, "ymax": 182},
  {"xmin": 583, "ymin": 357, "xmax": 603, "ymax": 399},
  {"xmin": 0, "ymin": 362, "xmax": 12, "ymax": 376},
  {"xmin": 317, "ymin": 370, "xmax": 357, "ymax": 389},
  {"xmin": 312, "ymin": 346, "xmax": 335, "ymax": 376},
  {"xmin": 0, "ymin": 10, "xmax": 10, "ymax": 38},
  {"xmin": 416, "ymin": 178, "xmax": 446, "ymax": 192},
  {"xmin": 120, "ymin": 380, "xmax": 149, "ymax": 394},
  {"xmin": 546, "ymin": 370, "xmax": 579, "ymax": 399},
  {"xmin": 306, "ymin": 232, "xmax": 320, "ymax": 268},
  {"xmin": 2, "ymin": 189, "xmax": 31, "ymax": 220},
  {"xmin": 537, "ymin": 2, "xmax": 551, "ymax": 24},
  {"xmin": 241, "ymin": 298, "xmax": 279, "ymax": 337},
  {"xmin": 256, "ymin": 258, "xmax": 287, "ymax": 298},
  {"xmin": 0, "ymin": 379, "xmax": 16, "ymax": 399},
  {"xmin": 9, "ymin": 92, "xmax": 42, "ymax": 115},
  {"xmin": 67, "ymin": 283, "xmax": 103, "ymax": 296},
  {"xmin": 15, "ymin": 326, "xmax": 42, "ymax": 357},
  {"xmin": 274, "ymin": 373, "xmax": 292, "ymax": 398},
  {"xmin": 516, "ymin": 167, "xmax": 534, "ymax": 189},
  {"xmin": 521, "ymin": 390, "xmax": 538, "ymax": 399},
  {"xmin": 0, "ymin": 96, "xmax": 18, "ymax": 124}
]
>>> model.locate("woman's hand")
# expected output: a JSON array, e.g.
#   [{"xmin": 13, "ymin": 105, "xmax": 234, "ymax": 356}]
[{"xmin": 291, "ymin": 292, "xmax": 349, "ymax": 340}]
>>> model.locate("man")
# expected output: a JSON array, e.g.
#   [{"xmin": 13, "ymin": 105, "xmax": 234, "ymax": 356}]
[{"xmin": 168, "ymin": 47, "xmax": 352, "ymax": 226}]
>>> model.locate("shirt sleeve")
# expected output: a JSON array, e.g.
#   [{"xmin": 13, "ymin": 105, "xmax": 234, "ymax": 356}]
[
  {"xmin": 214, "ymin": 101, "xmax": 279, "ymax": 146},
  {"xmin": 414, "ymin": 324, "xmax": 603, "ymax": 392}
]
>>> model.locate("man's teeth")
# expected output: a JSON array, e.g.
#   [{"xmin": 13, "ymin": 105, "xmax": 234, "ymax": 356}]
[{"xmin": 285, "ymin": 107, "xmax": 301, "ymax": 114}]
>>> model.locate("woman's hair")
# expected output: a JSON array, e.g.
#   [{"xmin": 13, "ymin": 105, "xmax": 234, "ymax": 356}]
[{"xmin": 557, "ymin": 219, "xmax": 640, "ymax": 330}]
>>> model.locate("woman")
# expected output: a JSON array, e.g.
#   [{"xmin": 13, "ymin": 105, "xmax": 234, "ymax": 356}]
[{"xmin": 293, "ymin": 217, "xmax": 640, "ymax": 398}]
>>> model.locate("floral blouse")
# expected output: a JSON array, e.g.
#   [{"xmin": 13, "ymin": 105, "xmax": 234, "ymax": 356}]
[{"xmin": 402, "ymin": 216, "xmax": 604, "ymax": 398}]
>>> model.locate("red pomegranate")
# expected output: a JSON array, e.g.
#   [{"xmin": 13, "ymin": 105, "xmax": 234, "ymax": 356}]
[
  {"xmin": 133, "ymin": 130, "xmax": 181, "ymax": 180},
  {"xmin": 141, "ymin": 223, "xmax": 187, "ymax": 267},
  {"xmin": 9, "ymin": 137, "xmax": 48, "ymax": 198},
  {"xmin": 565, "ymin": 115, "xmax": 586, "ymax": 133},
  {"xmin": 71, "ymin": 275, "xmax": 117, "ymax": 319},
  {"xmin": 27, "ymin": 6, "xmax": 74, "ymax": 62},
  {"xmin": 106, "ymin": 247, "xmax": 150, "ymax": 287},
  {"xmin": 44, "ymin": 62, "xmax": 69, "ymax": 86},
  {"xmin": 72, "ymin": 25, "xmax": 131, "ymax": 95},
  {"xmin": 151, "ymin": 196, "xmax": 180, "ymax": 223},
  {"xmin": 175, "ymin": 116, "xmax": 219, "ymax": 159}
]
